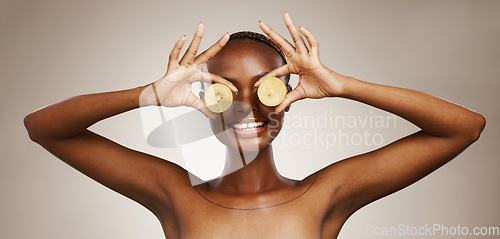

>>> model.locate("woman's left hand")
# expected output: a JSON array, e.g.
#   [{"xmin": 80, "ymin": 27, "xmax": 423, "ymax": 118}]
[{"xmin": 255, "ymin": 12, "xmax": 347, "ymax": 113}]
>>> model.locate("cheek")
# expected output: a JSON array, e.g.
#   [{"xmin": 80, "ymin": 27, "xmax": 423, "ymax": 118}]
[
  {"xmin": 266, "ymin": 111, "xmax": 285, "ymax": 139},
  {"xmin": 208, "ymin": 118, "xmax": 234, "ymax": 148}
]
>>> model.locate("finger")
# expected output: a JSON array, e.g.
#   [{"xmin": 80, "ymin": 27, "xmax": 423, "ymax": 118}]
[
  {"xmin": 283, "ymin": 12, "xmax": 308, "ymax": 53},
  {"xmin": 275, "ymin": 87, "xmax": 305, "ymax": 113},
  {"xmin": 197, "ymin": 71, "xmax": 238, "ymax": 92},
  {"xmin": 188, "ymin": 94, "xmax": 217, "ymax": 119},
  {"xmin": 179, "ymin": 22, "xmax": 204, "ymax": 65},
  {"xmin": 299, "ymin": 26, "xmax": 319, "ymax": 56},
  {"xmin": 194, "ymin": 32, "xmax": 230, "ymax": 65},
  {"xmin": 259, "ymin": 21, "xmax": 295, "ymax": 56},
  {"xmin": 168, "ymin": 35, "xmax": 187, "ymax": 69},
  {"xmin": 254, "ymin": 64, "xmax": 290, "ymax": 87}
]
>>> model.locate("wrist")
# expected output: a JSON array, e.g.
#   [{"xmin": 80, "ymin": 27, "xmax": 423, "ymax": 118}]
[
  {"xmin": 334, "ymin": 75, "xmax": 356, "ymax": 98},
  {"xmin": 137, "ymin": 83, "xmax": 159, "ymax": 107},
  {"xmin": 319, "ymin": 66, "xmax": 351, "ymax": 98},
  {"xmin": 337, "ymin": 76, "xmax": 366, "ymax": 100}
]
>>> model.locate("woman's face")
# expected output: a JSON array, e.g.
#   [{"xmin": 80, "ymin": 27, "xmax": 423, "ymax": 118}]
[{"xmin": 206, "ymin": 39, "xmax": 288, "ymax": 152}]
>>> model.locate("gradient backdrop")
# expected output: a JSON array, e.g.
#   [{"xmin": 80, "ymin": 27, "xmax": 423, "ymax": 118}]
[{"xmin": 1, "ymin": 0, "xmax": 499, "ymax": 238}]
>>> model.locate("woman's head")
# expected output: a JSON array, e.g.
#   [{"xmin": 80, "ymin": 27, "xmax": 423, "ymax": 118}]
[
  {"xmin": 205, "ymin": 31, "xmax": 291, "ymax": 152},
  {"xmin": 226, "ymin": 31, "xmax": 289, "ymax": 81}
]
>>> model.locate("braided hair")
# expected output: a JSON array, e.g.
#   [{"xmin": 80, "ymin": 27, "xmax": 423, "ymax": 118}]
[{"xmin": 229, "ymin": 31, "xmax": 290, "ymax": 82}]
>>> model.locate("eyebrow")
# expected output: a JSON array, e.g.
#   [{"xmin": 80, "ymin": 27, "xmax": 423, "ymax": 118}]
[{"xmin": 222, "ymin": 72, "xmax": 269, "ymax": 84}]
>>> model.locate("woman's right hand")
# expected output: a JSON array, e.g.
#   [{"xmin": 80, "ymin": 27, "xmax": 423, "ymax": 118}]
[{"xmin": 140, "ymin": 23, "xmax": 237, "ymax": 118}]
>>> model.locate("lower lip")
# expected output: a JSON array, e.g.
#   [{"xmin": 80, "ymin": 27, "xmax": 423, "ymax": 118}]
[{"xmin": 229, "ymin": 123, "xmax": 268, "ymax": 138}]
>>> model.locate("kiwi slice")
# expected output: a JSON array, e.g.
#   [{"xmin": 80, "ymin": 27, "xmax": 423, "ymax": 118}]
[
  {"xmin": 257, "ymin": 77, "xmax": 287, "ymax": 107},
  {"xmin": 204, "ymin": 83, "xmax": 233, "ymax": 113}
]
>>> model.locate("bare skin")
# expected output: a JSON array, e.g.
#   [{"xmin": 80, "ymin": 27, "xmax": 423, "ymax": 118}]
[{"xmin": 24, "ymin": 13, "xmax": 485, "ymax": 239}]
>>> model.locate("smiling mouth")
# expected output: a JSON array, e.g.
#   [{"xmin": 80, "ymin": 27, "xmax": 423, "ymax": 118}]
[
  {"xmin": 226, "ymin": 119, "xmax": 268, "ymax": 138},
  {"xmin": 229, "ymin": 121, "xmax": 267, "ymax": 130}
]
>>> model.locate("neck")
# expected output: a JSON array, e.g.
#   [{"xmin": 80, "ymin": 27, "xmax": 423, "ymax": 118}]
[{"xmin": 208, "ymin": 144, "xmax": 295, "ymax": 195}]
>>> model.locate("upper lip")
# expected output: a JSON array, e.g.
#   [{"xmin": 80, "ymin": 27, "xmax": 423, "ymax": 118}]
[{"xmin": 229, "ymin": 117, "xmax": 268, "ymax": 125}]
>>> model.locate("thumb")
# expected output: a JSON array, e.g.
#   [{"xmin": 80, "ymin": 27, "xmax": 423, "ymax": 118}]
[
  {"xmin": 275, "ymin": 86, "xmax": 305, "ymax": 113},
  {"xmin": 186, "ymin": 93, "xmax": 217, "ymax": 119},
  {"xmin": 254, "ymin": 64, "xmax": 290, "ymax": 87}
]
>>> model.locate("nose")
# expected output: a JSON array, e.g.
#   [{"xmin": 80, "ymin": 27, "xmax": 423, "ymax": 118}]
[
  {"xmin": 234, "ymin": 102, "xmax": 256, "ymax": 115},
  {"xmin": 232, "ymin": 90, "xmax": 258, "ymax": 116}
]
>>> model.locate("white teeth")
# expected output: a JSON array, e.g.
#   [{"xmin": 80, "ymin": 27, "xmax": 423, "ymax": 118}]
[{"xmin": 232, "ymin": 121, "xmax": 265, "ymax": 130}]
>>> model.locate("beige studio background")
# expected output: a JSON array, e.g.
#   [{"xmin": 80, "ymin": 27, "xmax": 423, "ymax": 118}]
[{"xmin": 1, "ymin": 0, "xmax": 499, "ymax": 238}]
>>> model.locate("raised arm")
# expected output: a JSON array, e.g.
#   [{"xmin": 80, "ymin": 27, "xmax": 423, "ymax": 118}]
[
  {"xmin": 24, "ymin": 23, "xmax": 235, "ymax": 217},
  {"xmin": 257, "ymin": 13, "xmax": 485, "ymax": 215},
  {"xmin": 329, "ymin": 76, "xmax": 485, "ymax": 214}
]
